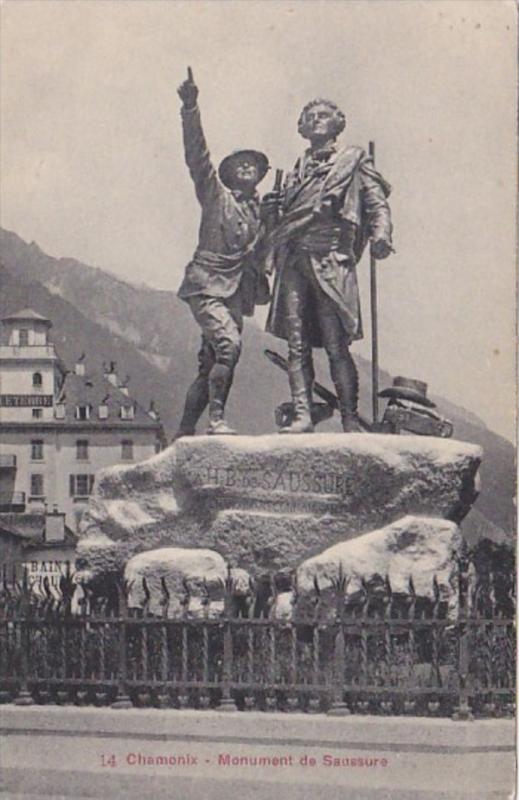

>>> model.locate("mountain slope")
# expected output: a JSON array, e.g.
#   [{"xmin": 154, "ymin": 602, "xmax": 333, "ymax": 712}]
[
  {"xmin": 0, "ymin": 228, "xmax": 515, "ymax": 535},
  {"xmin": 0, "ymin": 228, "xmax": 179, "ymax": 370}
]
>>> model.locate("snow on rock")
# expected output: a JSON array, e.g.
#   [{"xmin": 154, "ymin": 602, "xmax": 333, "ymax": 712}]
[
  {"xmin": 271, "ymin": 591, "xmax": 296, "ymax": 621},
  {"xmin": 124, "ymin": 547, "xmax": 228, "ymax": 618},
  {"xmin": 296, "ymin": 515, "xmax": 462, "ymax": 618},
  {"xmin": 229, "ymin": 567, "xmax": 252, "ymax": 596}
]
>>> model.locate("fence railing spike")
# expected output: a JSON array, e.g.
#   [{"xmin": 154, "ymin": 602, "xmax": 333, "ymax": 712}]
[
  {"xmin": 160, "ymin": 576, "xmax": 170, "ymax": 600},
  {"xmin": 200, "ymin": 577, "xmax": 210, "ymax": 607},
  {"xmin": 224, "ymin": 565, "xmax": 235, "ymax": 596}
]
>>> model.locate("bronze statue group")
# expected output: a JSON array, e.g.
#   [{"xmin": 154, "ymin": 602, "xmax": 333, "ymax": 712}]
[{"xmin": 174, "ymin": 68, "xmax": 393, "ymax": 439}]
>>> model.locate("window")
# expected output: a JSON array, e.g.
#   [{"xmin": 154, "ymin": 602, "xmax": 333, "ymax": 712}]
[
  {"xmin": 120, "ymin": 405, "xmax": 134, "ymax": 420},
  {"xmin": 75, "ymin": 405, "xmax": 91, "ymax": 420},
  {"xmin": 32, "ymin": 372, "xmax": 42, "ymax": 388},
  {"xmin": 76, "ymin": 439, "xmax": 89, "ymax": 460},
  {"xmin": 121, "ymin": 440, "xmax": 134, "ymax": 460},
  {"xmin": 30, "ymin": 473, "xmax": 44, "ymax": 497},
  {"xmin": 32, "ymin": 409, "xmax": 43, "ymax": 419},
  {"xmin": 69, "ymin": 474, "xmax": 95, "ymax": 497},
  {"xmin": 31, "ymin": 440, "xmax": 44, "ymax": 460},
  {"xmin": 19, "ymin": 329, "xmax": 29, "ymax": 346}
]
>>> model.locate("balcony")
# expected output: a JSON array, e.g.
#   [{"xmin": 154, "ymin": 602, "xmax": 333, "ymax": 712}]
[
  {"xmin": 0, "ymin": 492, "xmax": 26, "ymax": 512},
  {"xmin": 0, "ymin": 344, "xmax": 57, "ymax": 360},
  {"xmin": 0, "ymin": 455, "xmax": 17, "ymax": 469}
]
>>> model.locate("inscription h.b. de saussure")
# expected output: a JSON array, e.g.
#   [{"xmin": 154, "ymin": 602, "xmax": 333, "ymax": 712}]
[{"xmin": 187, "ymin": 466, "xmax": 350, "ymax": 497}]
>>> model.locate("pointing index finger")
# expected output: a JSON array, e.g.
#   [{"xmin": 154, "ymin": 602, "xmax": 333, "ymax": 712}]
[{"xmin": 187, "ymin": 66, "xmax": 194, "ymax": 82}]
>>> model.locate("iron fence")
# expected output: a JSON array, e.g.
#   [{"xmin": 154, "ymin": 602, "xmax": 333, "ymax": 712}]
[{"xmin": 0, "ymin": 556, "xmax": 515, "ymax": 718}]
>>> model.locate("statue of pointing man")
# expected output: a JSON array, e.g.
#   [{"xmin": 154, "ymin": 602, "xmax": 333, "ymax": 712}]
[{"xmin": 174, "ymin": 68, "xmax": 270, "ymax": 438}]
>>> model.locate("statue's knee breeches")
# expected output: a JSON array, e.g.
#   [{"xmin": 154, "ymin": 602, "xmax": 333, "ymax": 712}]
[
  {"xmin": 214, "ymin": 335, "xmax": 241, "ymax": 368},
  {"xmin": 188, "ymin": 293, "xmax": 243, "ymax": 369},
  {"xmin": 282, "ymin": 263, "xmax": 314, "ymax": 373},
  {"xmin": 197, "ymin": 339, "xmax": 214, "ymax": 375},
  {"xmin": 319, "ymin": 310, "xmax": 350, "ymax": 361}
]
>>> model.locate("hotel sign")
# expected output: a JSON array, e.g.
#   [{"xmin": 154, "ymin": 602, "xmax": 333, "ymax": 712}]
[
  {"xmin": 23, "ymin": 559, "xmax": 69, "ymax": 589},
  {"xmin": 1, "ymin": 394, "xmax": 53, "ymax": 407}
]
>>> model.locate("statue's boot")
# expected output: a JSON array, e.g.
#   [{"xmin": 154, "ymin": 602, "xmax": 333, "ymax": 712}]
[
  {"xmin": 341, "ymin": 412, "xmax": 364, "ymax": 433},
  {"xmin": 172, "ymin": 376, "xmax": 209, "ymax": 441},
  {"xmin": 279, "ymin": 368, "xmax": 314, "ymax": 434},
  {"xmin": 280, "ymin": 317, "xmax": 314, "ymax": 434},
  {"xmin": 330, "ymin": 349, "xmax": 364, "ymax": 433},
  {"xmin": 206, "ymin": 363, "xmax": 237, "ymax": 435},
  {"xmin": 173, "ymin": 345, "xmax": 213, "ymax": 440}
]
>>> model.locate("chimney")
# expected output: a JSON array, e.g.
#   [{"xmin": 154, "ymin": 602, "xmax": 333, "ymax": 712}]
[
  {"xmin": 98, "ymin": 394, "xmax": 109, "ymax": 419},
  {"xmin": 55, "ymin": 393, "xmax": 66, "ymax": 419},
  {"xmin": 104, "ymin": 361, "xmax": 118, "ymax": 387},
  {"xmin": 120, "ymin": 375, "xmax": 130, "ymax": 397},
  {"xmin": 44, "ymin": 506, "xmax": 65, "ymax": 543},
  {"xmin": 148, "ymin": 400, "xmax": 159, "ymax": 420},
  {"xmin": 75, "ymin": 352, "xmax": 86, "ymax": 376}
]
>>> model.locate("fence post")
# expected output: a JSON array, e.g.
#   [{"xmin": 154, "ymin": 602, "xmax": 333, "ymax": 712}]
[
  {"xmin": 14, "ymin": 567, "xmax": 34, "ymax": 706},
  {"xmin": 219, "ymin": 566, "xmax": 237, "ymax": 711},
  {"xmin": 452, "ymin": 550, "xmax": 473, "ymax": 721},
  {"xmin": 403, "ymin": 576, "xmax": 417, "ymax": 715},
  {"xmin": 328, "ymin": 565, "xmax": 350, "ymax": 716},
  {"xmin": 111, "ymin": 579, "xmax": 132, "ymax": 709}
]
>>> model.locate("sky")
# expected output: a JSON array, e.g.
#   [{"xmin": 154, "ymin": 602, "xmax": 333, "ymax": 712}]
[{"xmin": 0, "ymin": 0, "xmax": 516, "ymax": 441}]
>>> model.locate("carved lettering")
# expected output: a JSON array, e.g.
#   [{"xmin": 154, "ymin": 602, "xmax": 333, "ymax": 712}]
[{"xmin": 190, "ymin": 465, "xmax": 348, "ymax": 498}]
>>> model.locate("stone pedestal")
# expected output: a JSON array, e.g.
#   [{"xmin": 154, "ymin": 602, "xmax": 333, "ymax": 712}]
[{"xmin": 78, "ymin": 433, "xmax": 481, "ymax": 579}]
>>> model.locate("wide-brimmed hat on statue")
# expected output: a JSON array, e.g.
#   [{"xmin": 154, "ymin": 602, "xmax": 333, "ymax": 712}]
[
  {"xmin": 379, "ymin": 376, "xmax": 436, "ymax": 408},
  {"xmin": 218, "ymin": 149, "xmax": 269, "ymax": 189}
]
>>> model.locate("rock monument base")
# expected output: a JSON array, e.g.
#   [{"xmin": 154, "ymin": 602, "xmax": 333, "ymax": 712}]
[{"xmin": 77, "ymin": 433, "xmax": 481, "ymax": 583}]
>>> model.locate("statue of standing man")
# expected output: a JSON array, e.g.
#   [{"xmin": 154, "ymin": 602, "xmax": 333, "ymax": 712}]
[
  {"xmin": 174, "ymin": 68, "xmax": 270, "ymax": 438},
  {"xmin": 263, "ymin": 99, "xmax": 393, "ymax": 433}
]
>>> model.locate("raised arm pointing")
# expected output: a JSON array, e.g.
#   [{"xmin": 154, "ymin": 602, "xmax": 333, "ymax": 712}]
[
  {"xmin": 177, "ymin": 66, "xmax": 199, "ymax": 110},
  {"xmin": 178, "ymin": 67, "xmax": 217, "ymax": 203}
]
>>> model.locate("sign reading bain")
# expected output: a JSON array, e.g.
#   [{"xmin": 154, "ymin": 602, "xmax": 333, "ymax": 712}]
[{"xmin": 23, "ymin": 559, "xmax": 68, "ymax": 588}]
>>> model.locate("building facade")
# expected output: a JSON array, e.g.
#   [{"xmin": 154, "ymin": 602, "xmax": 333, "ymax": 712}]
[{"xmin": 0, "ymin": 309, "xmax": 167, "ymax": 537}]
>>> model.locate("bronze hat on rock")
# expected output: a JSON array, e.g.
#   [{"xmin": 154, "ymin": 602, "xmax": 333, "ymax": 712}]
[{"xmin": 379, "ymin": 376, "xmax": 436, "ymax": 408}]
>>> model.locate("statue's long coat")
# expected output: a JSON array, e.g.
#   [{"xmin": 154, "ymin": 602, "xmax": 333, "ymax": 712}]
[{"xmin": 266, "ymin": 145, "xmax": 392, "ymax": 346}]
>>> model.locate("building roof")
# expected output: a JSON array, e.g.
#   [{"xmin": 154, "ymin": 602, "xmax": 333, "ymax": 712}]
[
  {"xmin": 0, "ymin": 513, "xmax": 45, "ymax": 540},
  {"xmin": 0, "ymin": 521, "xmax": 27, "ymax": 540},
  {"xmin": 1, "ymin": 308, "xmax": 52, "ymax": 325},
  {"xmin": 0, "ymin": 513, "xmax": 78, "ymax": 547},
  {"xmin": 56, "ymin": 367, "xmax": 163, "ymax": 430}
]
